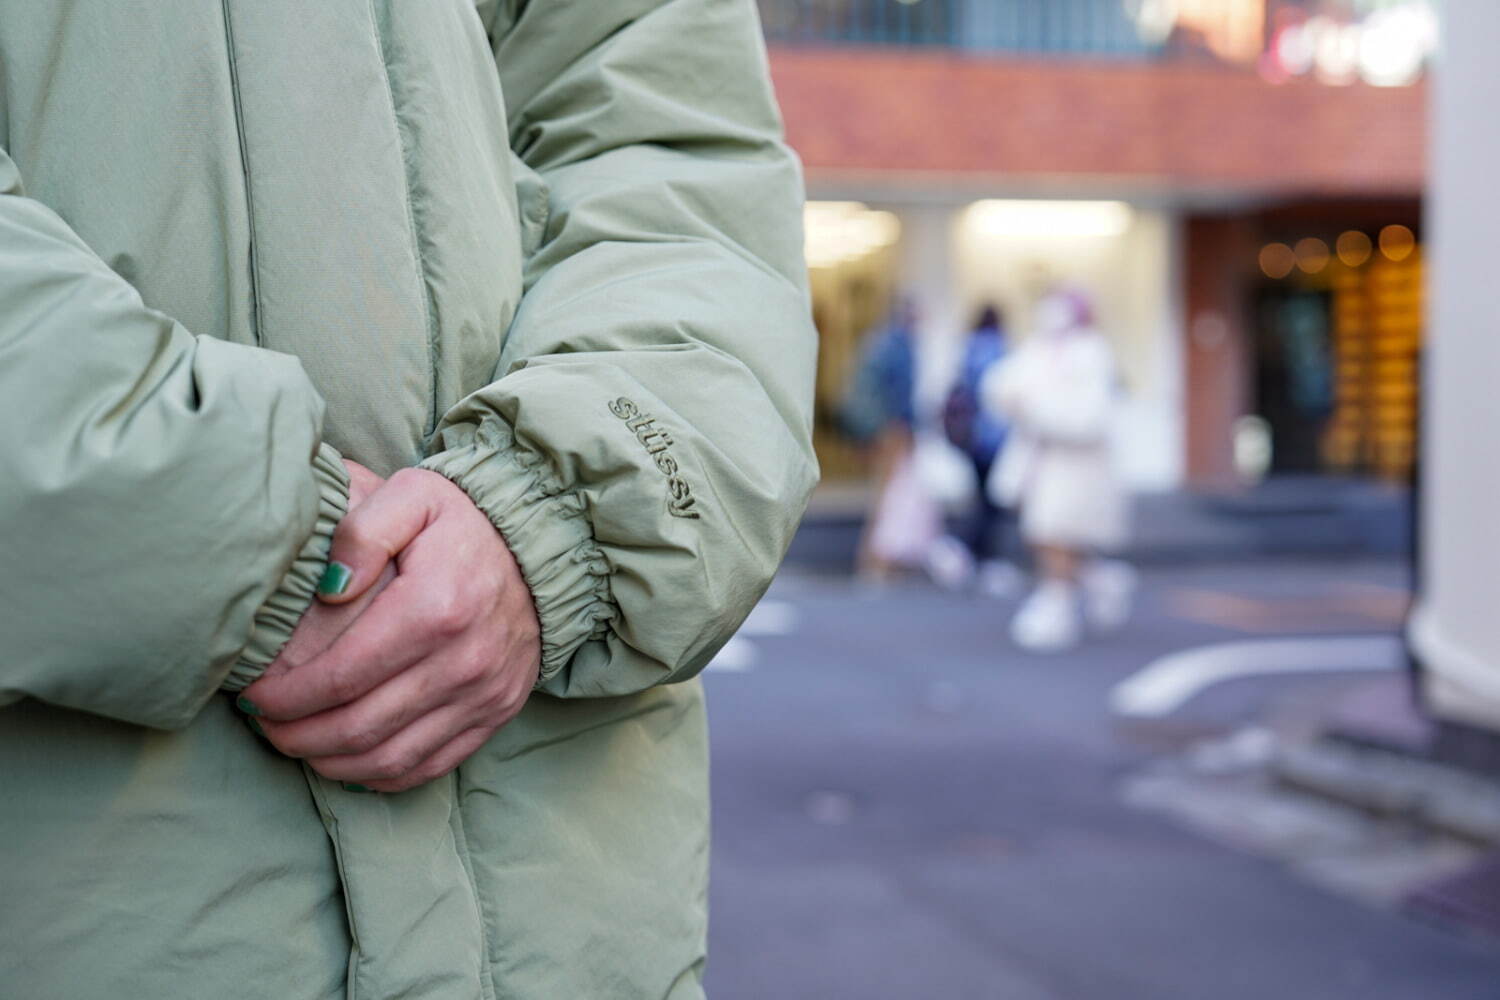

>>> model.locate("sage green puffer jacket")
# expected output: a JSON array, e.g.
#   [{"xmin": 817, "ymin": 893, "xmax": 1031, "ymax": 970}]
[{"xmin": 0, "ymin": 2, "xmax": 816, "ymax": 997}]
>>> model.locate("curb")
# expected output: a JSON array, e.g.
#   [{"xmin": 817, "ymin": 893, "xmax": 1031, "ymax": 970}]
[{"xmin": 1273, "ymin": 739, "xmax": 1500, "ymax": 846}]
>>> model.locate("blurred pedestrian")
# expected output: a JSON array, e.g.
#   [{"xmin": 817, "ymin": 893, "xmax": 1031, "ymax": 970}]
[
  {"xmin": 840, "ymin": 298, "xmax": 939, "ymax": 582},
  {"xmin": 984, "ymin": 289, "xmax": 1135, "ymax": 651},
  {"xmin": 933, "ymin": 304, "xmax": 1023, "ymax": 596}
]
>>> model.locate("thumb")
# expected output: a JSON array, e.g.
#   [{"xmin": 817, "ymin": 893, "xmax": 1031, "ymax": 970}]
[
  {"xmin": 343, "ymin": 459, "xmax": 384, "ymax": 508},
  {"xmin": 316, "ymin": 470, "xmax": 435, "ymax": 604}
]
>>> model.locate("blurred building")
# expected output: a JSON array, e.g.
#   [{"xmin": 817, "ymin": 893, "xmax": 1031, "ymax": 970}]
[{"xmin": 764, "ymin": 0, "xmax": 1434, "ymax": 490}]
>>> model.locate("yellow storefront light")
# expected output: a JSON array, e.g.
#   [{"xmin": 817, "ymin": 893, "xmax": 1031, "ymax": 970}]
[
  {"xmin": 1259, "ymin": 242, "xmax": 1296, "ymax": 279},
  {"xmin": 1379, "ymin": 224, "xmax": 1417, "ymax": 262},
  {"xmin": 1336, "ymin": 230, "xmax": 1373, "ymax": 267},
  {"xmin": 1295, "ymin": 237, "xmax": 1331, "ymax": 274}
]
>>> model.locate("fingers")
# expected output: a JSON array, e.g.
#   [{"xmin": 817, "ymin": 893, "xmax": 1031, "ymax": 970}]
[
  {"xmin": 255, "ymin": 650, "xmax": 449, "ymax": 759},
  {"xmin": 343, "ymin": 459, "xmax": 384, "ymax": 507},
  {"xmin": 321, "ymin": 459, "xmax": 391, "ymax": 605},
  {"xmin": 256, "ymin": 614, "xmax": 530, "ymax": 758},
  {"xmin": 360, "ymin": 726, "xmax": 495, "ymax": 794},
  {"xmin": 306, "ymin": 710, "xmax": 497, "ymax": 793},
  {"xmin": 245, "ymin": 575, "xmax": 441, "ymax": 719},
  {"xmin": 318, "ymin": 468, "xmax": 438, "ymax": 606},
  {"xmin": 263, "ymin": 561, "xmax": 399, "ymax": 681},
  {"xmin": 242, "ymin": 465, "xmax": 539, "ymax": 794}
]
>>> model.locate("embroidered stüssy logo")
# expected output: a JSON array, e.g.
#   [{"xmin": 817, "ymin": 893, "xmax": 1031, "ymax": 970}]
[{"xmin": 609, "ymin": 397, "xmax": 700, "ymax": 519}]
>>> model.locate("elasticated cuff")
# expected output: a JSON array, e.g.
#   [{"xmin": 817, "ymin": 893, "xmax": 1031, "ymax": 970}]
[
  {"xmin": 420, "ymin": 420, "xmax": 615, "ymax": 684},
  {"xmin": 221, "ymin": 443, "xmax": 349, "ymax": 692}
]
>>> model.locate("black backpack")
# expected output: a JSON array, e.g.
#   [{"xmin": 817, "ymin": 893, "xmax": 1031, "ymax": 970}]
[{"xmin": 941, "ymin": 381, "xmax": 980, "ymax": 455}]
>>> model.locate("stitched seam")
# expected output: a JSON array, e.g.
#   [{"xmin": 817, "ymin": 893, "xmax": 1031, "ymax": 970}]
[
  {"xmin": 448, "ymin": 792, "xmax": 499, "ymax": 1000},
  {"xmin": 364, "ymin": 0, "xmax": 442, "ymax": 440},
  {"xmin": 302, "ymin": 770, "xmax": 363, "ymax": 1000},
  {"xmin": 219, "ymin": 0, "xmax": 264, "ymax": 347}
]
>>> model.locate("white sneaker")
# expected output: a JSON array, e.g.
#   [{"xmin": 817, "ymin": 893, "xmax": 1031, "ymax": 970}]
[
  {"xmin": 925, "ymin": 534, "xmax": 975, "ymax": 592},
  {"xmin": 1082, "ymin": 559, "xmax": 1137, "ymax": 632},
  {"xmin": 1010, "ymin": 581, "xmax": 1082, "ymax": 653},
  {"xmin": 976, "ymin": 560, "xmax": 1024, "ymax": 599}
]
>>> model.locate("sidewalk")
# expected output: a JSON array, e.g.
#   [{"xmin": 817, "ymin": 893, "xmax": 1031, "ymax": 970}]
[
  {"xmin": 788, "ymin": 475, "xmax": 1413, "ymax": 574},
  {"xmin": 1121, "ymin": 666, "xmax": 1500, "ymax": 942},
  {"xmin": 1127, "ymin": 476, "xmax": 1411, "ymax": 563},
  {"xmin": 1285, "ymin": 675, "xmax": 1500, "ymax": 938}
]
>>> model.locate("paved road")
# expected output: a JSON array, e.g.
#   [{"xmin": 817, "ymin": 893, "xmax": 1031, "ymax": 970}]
[{"xmin": 702, "ymin": 559, "xmax": 1500, "ymax": 999}]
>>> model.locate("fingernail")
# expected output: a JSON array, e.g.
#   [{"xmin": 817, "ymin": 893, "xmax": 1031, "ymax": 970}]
[
  {"xmin": 341, "ymin": 783, "xmax": 375, "ymax": 793},
  {"xmin": 317, "ymin": 561, "xmax": 353, "ymax": 596},
  {"xmin": 236, "ymin": 695, "xmax": 262, "ymax": 717},
  {"xmin": 246, "ymin": 717, "xmax": 265, "ymax": 738}
]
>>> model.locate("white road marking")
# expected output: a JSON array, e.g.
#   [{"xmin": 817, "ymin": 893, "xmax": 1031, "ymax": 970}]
[
  {"xmin": 739, "ymin": 599, "xmax": 799, "ymax": 637},
  {"xmin": 706, "ymin": 635, "xmax": 758, "ymax": 673},
  {"xmin": 1110, "ymin": 635, "xmax": 1403, "ymax": 718},
  {"xmin": 706, "ymin": 600, "xmax": 802, "ymax": 673}
]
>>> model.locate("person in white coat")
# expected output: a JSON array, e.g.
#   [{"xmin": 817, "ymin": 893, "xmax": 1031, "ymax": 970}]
[{"xmin": 983, "ymin": 288, "xmax": 1135, "ymax": 651}]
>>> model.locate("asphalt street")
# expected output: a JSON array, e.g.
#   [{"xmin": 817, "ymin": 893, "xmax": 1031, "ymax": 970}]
[{"xmin": 702, "ymin": 558, "xmax": 1500, "ymax": 999}]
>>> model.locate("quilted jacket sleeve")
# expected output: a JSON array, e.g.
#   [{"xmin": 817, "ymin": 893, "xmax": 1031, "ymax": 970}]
[
  {"xmin": 0, "ymin": 147, "xmax": 349, "ymax": 730},
  {"xmin": 422, "ymin": 0, "xmax": 818, "ymax": 697}
]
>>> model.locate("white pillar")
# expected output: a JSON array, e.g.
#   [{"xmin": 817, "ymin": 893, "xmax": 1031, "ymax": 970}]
[
  {"xmin": 891, "ymin": 203, "xmax": 964, "ymax": 413},
  {"xmin": 1408, "ymin": 0, "xmax": 1500, "ymax": 729},
  {"xmin": 893, "ymin": 202, "xmax": 960, "ymax": 337}
]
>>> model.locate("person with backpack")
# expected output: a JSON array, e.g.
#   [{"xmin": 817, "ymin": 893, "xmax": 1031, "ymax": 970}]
[{"xmin": 934, "ymin": 304, "xmax": 1023, "ymax": 596}]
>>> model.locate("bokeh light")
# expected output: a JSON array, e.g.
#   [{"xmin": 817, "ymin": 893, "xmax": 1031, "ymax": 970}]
[
  {"xmin": 1259, "ymin": 242, "xmax": 1296, "ymax": 279},
  {"xmin": 1336, "ymin": 230, "xmax": 1373, "ymax": 267},
  {"xmin": 1295, "ymin": 237, "xmax": 1331, "ymax": 274},
  {"xmin": 1379, "ymin": 224, "xmax": 1417, "ymax": 261}
]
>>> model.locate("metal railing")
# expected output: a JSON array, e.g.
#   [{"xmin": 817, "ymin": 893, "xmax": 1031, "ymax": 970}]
[{"xmin": 757, "ymin": 0, "xmax": 1160, "ymax": 57}]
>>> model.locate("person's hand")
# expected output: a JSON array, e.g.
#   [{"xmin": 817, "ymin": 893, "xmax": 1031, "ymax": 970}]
[
  {"xmin": 254, "ymin": 461, "xmax": 392, "ymax": 675},
  {"xmin": 344, "ymin": 459, "xmax": 384, "ymax": 509},
  {"xmin": 242, "ymin": 468, "xmax": 541, "ymax": 792}
]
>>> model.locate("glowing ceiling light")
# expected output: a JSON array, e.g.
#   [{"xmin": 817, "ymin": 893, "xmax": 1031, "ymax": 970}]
[
  {"xmin": 965, "ymin": 200, "xmax": 1134, "ymax": 240},
  {"xmin": 803, "ymin": 201, "xmax": 901, "ymax": 269}
]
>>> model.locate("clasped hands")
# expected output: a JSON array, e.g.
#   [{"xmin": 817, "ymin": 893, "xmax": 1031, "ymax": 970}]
[{"xmin": 242, "ymin": 462, "xmax": 541, "ymax": 792}]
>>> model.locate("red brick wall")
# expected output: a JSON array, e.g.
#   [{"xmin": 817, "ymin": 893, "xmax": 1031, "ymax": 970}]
[{"xmin": 768, "ymin": 48, "xmax": 1426, "ymax": 196}]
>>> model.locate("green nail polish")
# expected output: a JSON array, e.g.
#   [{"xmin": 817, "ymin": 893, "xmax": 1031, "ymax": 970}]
[
  {"xmin": 236, "ymin": 695, "xmax": 261, "ymax": 717},
  {"xmin": 246, "ymin": 717, "xmax": 265, "ymax": 737},
  {"xmin": 341, "ymin": 783, "xmax": 374, "ymax": 793},
  {"xmin": 317, "ymin": 562, "xmax": 353, "ymax": 596}
]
